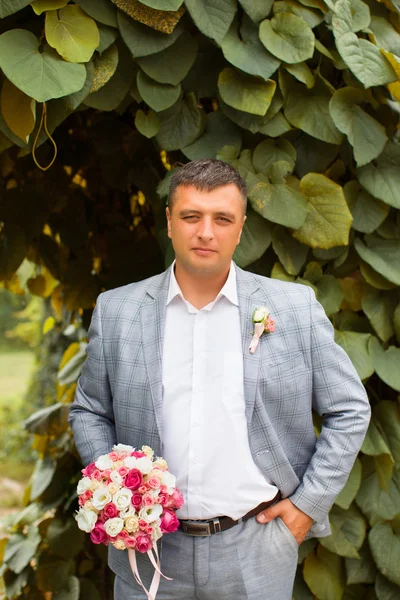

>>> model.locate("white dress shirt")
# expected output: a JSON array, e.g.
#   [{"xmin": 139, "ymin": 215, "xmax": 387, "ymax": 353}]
[{"xmin": 161, "ymin": 261, "xmax": 279, "ymax": 519}]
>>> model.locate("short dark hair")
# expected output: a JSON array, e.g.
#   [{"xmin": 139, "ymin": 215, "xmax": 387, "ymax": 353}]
[{"xmin": 167, "ymin": 159, "xmax": 247, "ymax": 213}]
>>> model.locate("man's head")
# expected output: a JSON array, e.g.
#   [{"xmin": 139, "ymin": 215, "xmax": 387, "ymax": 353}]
[{"xmin": 165, "ymin": 159, "xmax": 247, "ymax": 277}]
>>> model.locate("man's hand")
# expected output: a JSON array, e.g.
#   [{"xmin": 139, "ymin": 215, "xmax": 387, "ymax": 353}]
[{"xmin": 256, "ymin": 498, "xmax": 314, "ymax": 545}]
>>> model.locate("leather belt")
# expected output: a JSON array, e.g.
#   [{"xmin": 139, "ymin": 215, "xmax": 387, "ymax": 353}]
[{"xmin": 178, "ymin": 491, "xmax": 281, "ymax": 536}]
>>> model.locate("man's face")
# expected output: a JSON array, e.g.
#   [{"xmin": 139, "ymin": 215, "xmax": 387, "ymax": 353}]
[{"xmin": 166, "ymin": 183, "xmax": 246, "ymax": 276}]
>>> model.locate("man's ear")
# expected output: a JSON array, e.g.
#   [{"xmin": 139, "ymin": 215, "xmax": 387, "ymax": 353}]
[
  {"xmin": 237, "ymin": 214, "xmax": 247, "ymax": 245},
  {"xmin": 166, "ymin": 206, "xmax": 172, "ymax": 239}
]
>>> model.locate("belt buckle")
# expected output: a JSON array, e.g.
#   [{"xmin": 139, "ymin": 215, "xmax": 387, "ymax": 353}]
[{"xmin": 181, "ymin": 520, "xmax": 212, "ymax": 536}]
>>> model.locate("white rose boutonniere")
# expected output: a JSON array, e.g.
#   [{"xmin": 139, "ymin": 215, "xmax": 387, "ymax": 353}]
[{"xmin": 249, "ymin": 306, "xmax": 275, "ymax": 354}]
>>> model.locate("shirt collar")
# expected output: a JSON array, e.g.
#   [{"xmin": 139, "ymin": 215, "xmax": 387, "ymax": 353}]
[{"xmin": 167, "ymin": 260, "xmax": 239, "ymax": 308}]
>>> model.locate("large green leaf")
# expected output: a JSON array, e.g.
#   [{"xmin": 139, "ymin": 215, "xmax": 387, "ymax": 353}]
[
  {"xmin": 273, "ymin": 0, "xmax": 324, "ymax": 29},
  {"xmin": 233, "ymin": 207, "xmax": 272, "ymax": 268},
  {"xmin": 182, "ymin": 110, "xmax": 241, "ymax": 160},
  {"xmin": 75, "ymin": 0, "xmax": 118, "ymax": 27},
  {"xmin": 184, "ymin": 0, "xmax": 237, "ymax": 45},
  {"xmin": 369, "ymin": 522, "xmax": 400, "ymax": 587},
  {"xmin": 285, "ymin": 82, "xmax": 344, "ymax": 145},
  {"xmin": 335, "ymin": 458, "xmax": 362, "ymax": 510},
  {"xmin": 239, "ymin": 0, "xmax": 273, "ymax": 22},
  {"xmin": 30, "ymin": 456, "xmax": 57, "ymax": 501},
  {"xmin": 356, "ymin": 457, "xmax": 400, "ymax": 520},
  {"xmin": 320, "ymin": 504, "xmax": 366, "ymax": 559},
  {"xmin": 31, "ymin": 0, "xmax": 68, "ymax": 15},
  {"xmin": 376, "ymin": 573, "xmax": 400, "ymax": 600},
  {"xmin": 139, "ymin": 0, "xmax": 183, "ymax": 9},
  {"xmin": 357, "ymin": 143, "xmax": 400, "ymax": 210},
  {"xmin": 221, "ymin": 15, "xmax": 280, "ymax": 80},
  {"xmin": 316, "ymin": 275, "xmax": 344, "ymax": 317},
  {"xmin": 285, "ymin": 61, "xmax": 315, "ymax": 88},
  {"xmin": 344, "ymin": 181, "xmax": 389, "ymax": 234},
  {"xmin": 248, "ymin": 174, "xmax": 308, "ymax": 229},
  {"xmin": 45, "ymin": 5, "xmax": 100, "ymax": 63},
  {"xmin": 329, "ymin": 87, "xmax": 387, "ymax": 167},
  {"xmin": 362, "ymin": 288, "xmax": 396, "ymax": 342},
  {"xmin": 369, "ymin": 16, "xmax": 400, "ymax": 56},
  {"xmin": 24, "ymin": 402, "xmax": 70, "ymax": 436},
  {"xmin": 118, "ymin": 10, "xmax": 182, "ymax": 57},
  {"xmin": 369, "ymin": 336, "xmax": 400, "ymax": 391},
  {"xmin": 137, "ymin": 70, "xmax": 181, "ymax": 112},
  {"xmin": 137, "ymin": 32, "xmax": 198, "ymax": 85},
  {"xmin": 218, "ymin": 68, "xmax": 276, "ymax": 116},
  {"xmin": 334, "ymin": 330, "xmax": 373, "ymax": 379},
  {"xmin": 354, "ymin": 235, "xmax": 400, "ymax": 286},
  {"xmin": 156, "ymin": 92, "xmax": 205, "ymax": 150},
  {"xmin": 332, "ymin": 0, "xmax": 397, "ymax": 88},
  {"xmin": 272, "ymin": 225, "xmax": 308, "ymax": 275},
  {"xmin": 252, "ymin": 138, "xmax": 296, "ymax": 174},
  {"xmin": 0, "ymin": 31, "xmax": 86, "ymax": 102},
  {"xmin": 0, "ymin": 0, "xmax": 30, "ymax": 18},
  {"xmin": 47, "ymin": 519, "xmax": 84, "ymax": 559},
  {"xmin": 53, "ymin": 575, "xmax": 80, "ymax": 600},
  {"xmin": 345, "ymin": 543, "xmax": 377, "ymax": 585},
  {"xmin": 349, "ymin": 0, "xmax": 371, "ymax": 32},
  {"xmin": 293, "ymin": 173, "xmax": 352, "ymax": 249},
  {"xmin": 259, "ymin": 13, "xmax": 315, "ymax": 63},
  {"xmin": 4, "ymin": 526, "xmax": 41, "ymax": 574},
  {"xmin": 135, "ymin": 109, "xmax": 160, "ymax": 139},
  {"xmin": 374, "ymin": 401, "xmax": 400, "ymax": 468},
  {"xmin": 362, "ymin": 417, "xmax": 393, "ymax": 461},
  {"xmin": 304, "ymin": 546, "xmax": 345, "ymax": 600}
]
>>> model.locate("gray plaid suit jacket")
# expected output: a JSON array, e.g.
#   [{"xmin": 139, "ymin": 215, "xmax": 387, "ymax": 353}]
[{"xmin": 68, "ymin": 263, "xmax": 371, "ymax": 578}]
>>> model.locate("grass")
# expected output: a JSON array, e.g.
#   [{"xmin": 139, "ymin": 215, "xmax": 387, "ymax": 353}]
[{"xmin": 0, "ymin": 350, "xmax": 36, "ymax": 404}]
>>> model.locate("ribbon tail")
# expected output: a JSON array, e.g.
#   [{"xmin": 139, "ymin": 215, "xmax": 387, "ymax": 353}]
[
  {"xmin": 148, "ymin": 543, "xmax": 173, "ymax": 581},
  {"xmin": 249, "ymin": 322, "xmax": 265, "ymax": 354},
  {"xmin": 249, "ymin": 335, "xmax": 260, "ymax": 354},
  {"xmin": 128, "ymin": 549, "xmax": 154, "ymax": 600}
]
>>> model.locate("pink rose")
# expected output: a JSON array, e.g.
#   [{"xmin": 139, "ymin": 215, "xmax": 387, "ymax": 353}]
[
  {"xmin": 145, "ymin": 525, "xmax": 153, "ymax": 535},
  {"xmin": 109, "ymin": 452, "xmax": 119, "ymax": 462},
  {"xmin": 90, "ymin": 522, "xmax": 108, "ymax": 545},
  {"xmin": 103, "ymin": 502, "xmax": 119, "ymax": 519},
  {"xmin": 171, "ymin": 489, "xmax": 184, "ymax": 509},
  {"xmin": 78, "ymin": 490, "xmax": 92, "ymax": 506},
  {"xmin": 131, "ymin": 493, "xmax": 142, "ymax": 509},
  {"xmin": 118, "ymin": 451, "xmax": 129, "ymax": 460},
  {"xmin": 125, "ymin": 468, "xmax": 143, "ymax": 491},
  {"xmin": 81, "ymin": 462, "xmax": 96, "ymax": 477},
  {"xmin": 160, "ymin": 509, "xmax": 179, "ymax": 534},
  {"xmin": 131, "ymin": 451, "xmax": 146, "ymax": 458},
  {"xmin": 125, "ymin": 536, "xmax": 137, "ymax": 549},
  {"xmin": 265, "ymin": 317, "xmax": 275, "ymax": 333},
  {"xmin": 138, "ymin": 484, "xmax": 149, "ymax": 494},
  {"xmin": 148, "ymin": 476, "xmax": 161, "ymax": 489},
  {"xmin": 91, "ymin": 469, "xmax": 102, "ymax": 481},
  {"xmin": 101, "ymin": 469, "xmax": 112, "ymax": 480},
  {"xmin": 118, "ymin": 530, "xmax": 130, "ymax": 540},
  {"xmin": 142, "ymin": 493, "xmax": 155, "ymax": 507},
  {"xmin": 118, "ymin": 466, "xmax": 129, "ymax": 477},
  {"xmin": 139, "ymin": 519, "xmax": 148, "ymax": 530},
  {"xmin": 135, "ymin": 533, "xmax": 153, "ymax": 553},
  {"xmin": 158, "ymin": 493, "xmax": 168, "ymax": 506},
  {"xmin": 160, "ymin": 485, "xmax": 167, "ymax": 494}
]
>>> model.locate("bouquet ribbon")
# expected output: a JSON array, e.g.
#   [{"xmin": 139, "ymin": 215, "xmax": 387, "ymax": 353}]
[
  {"xmin": 128, "ymin": 545, "xmax": 172, "ymax": 600},
  {"xmin": 249, "ymin": 322, "xmax": 265, "ymax": 354}
]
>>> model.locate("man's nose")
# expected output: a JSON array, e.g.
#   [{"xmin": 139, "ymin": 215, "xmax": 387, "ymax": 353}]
[{"xmin": 197, "ymin": 218, "xmax": 214, "ymax": 240}]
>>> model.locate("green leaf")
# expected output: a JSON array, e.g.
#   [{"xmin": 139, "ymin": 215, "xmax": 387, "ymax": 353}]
[
  {"xmin": 293, "ymin": 173, "xmax": 352, "ymax": 249},
  {"xmin": 47, "ymin": 519, "xmax": 84, "ymax": 559},
  {"xmin": 374, "ymin": 400, "xmax": 400, "ymax": 468},
  {"xmin": 139, "ymin": 0, "xmax": 183, "ymax": 9},
  {"xmin": 218, "ymin": 68, "xmax": 276, "ymax": 116},
  {"xmin": 156, "ymin": 92, "xmax": 205, "ymax": 151},
  {"xmin": 272, "ymin": 225, "xmax": 308, "ymax": 275},
  {"xmin": 135, "ymin": 109, "xmax": 160, "ymax": 138},
  {"xmin": 369, "ymin": 16, "xmax": 400, "ymax": 56},
  {"xmin": 253, "ymin": 138, "xmax": 296, "ymax": 174},
  {"xmin": 369, "ymin": 522, "xmax": 400, "ymax": 587},
  {"xmin": 394, "ymin": 303, "xmax": 400, "ymax": 344},
  {"xmin": 354, "ymin": 235, "xmax": 400, "ymax": 286},
  {"xmin": 285, "ymin": 61, "xmax": 315, "ymax": 88},
  {"xmin": 355, "ymin": 457, "xmax": 400, "ymax": 521},
  {"xmin": 0, "ymin": 30, "xmax": 86, "ymax": 103},
  {"xmin": 233, "ymin": 207, "xmax": 272, "ymax": 268},
  {"xmin": 182, "ymin": 110, "xmax": 241, "ymax": 160},
  {"xmin": 97, "ymin": 24, "xmax": 118, "ymax": 54},
  {"xmin": 248, "ymin": 175, "xmax": 308, "ymax": 229},
  {"xmin": 303, "ymin": 546, "xmax": 345, "ymax": 600},
  {"xmin": 362, "ymin": 288, "xmax": 396, "ymax": 342},
  {"xmin": 0, "ymin": 79, "xmax": 36, "ymax": 144},
  {"xmin": 376, "ymin": 573, "xmax": 400, "ymax": 600},
  {"xmin": 137, "ymin": 32, "xmax": 198, "ymax": 85},
  {"xmin": 334, "ymin": 330, "xmax": 373, "ymax": 380},
  {"xmin": 30, "ymin": 456, "xmax": 57, "ymax": 501},
  {"xmin": 349, "ymin": 0, "xmax": 370, "ymax": 32},
  {"xmin": 184, "ymin": 0, "xmax": 237, "ymax": 45},
  {"xmin": 36, "ymin": 557, "xmax": 73, "ymax": 592},
  {"xmin": 90, "ymin": 43, "xmax": 119, "ymax": 93},
  {"xmin": 357, "ymin": 143, "xmax": 400, "ymax": 210},
  {"xmin": 344, "ymin": 181, "xmax": 389, "ymax": 234},
  {"xmin": 361, "ymin": 417, "xmax": 393, "ymax": 460},
  {"xmin": 259, "ymin": 111, "xmax": 292, "ymax": 137},
  {"xmin": 4, "ymin": 526, "xmax": 41, "ymax": 574},
  {"xmin": 273, "ymin": 0, "xmax": 324, "ymax": 29},
  {"xmin": 335, "ymin": 459, "xmax": 362, "ymax": 510},
  {"xmin": 316, "ymin": 275, "xmax": 344, "ymax": 316},
  {"xmin": 361, "ymin": 262, "xmax": 397, "ymax": 291},
  {"xmin": 75, "ymin": 0, "xmax": 118, "ymax": 27},
  {"xmin": 53, "ymin": 575, "xmax": 80, "ymax": 600},
  {"xmin": 31, "ymin": 0, "xmax": 68, "ymax": 15},
  {"xmin": 259, "ymin": 13, "xmax": 315, "ymax": 63},
  {"xmin": 24, "ymin": 402, "xmax": 70, "ymax": 435},
  {"xmin": 332, "ymin": 0, "xmax": 397, "ymax": 88},
  {"xmin": 345, "ymin": 542, "xmax": 377, "ymax": 585},
  {"xmin": 369, "ymin": 336, "xmax": 400, "ymax": 391},
  {"xmin": 117, "ymin": 9, "xmax": 182, "ymax": 57},
  {"xmin": 329, "ymin": 87, "xmax": 387, "ymax": 167},
  {"xmin": 45, "ymin": 5, "xmax": 99, "ymax": 64},
  {"xmin": 320, "ymin": 504, "xmax": 366, "ymax": 559},
  {"xmin": 221, "ymin": 15, "xmax": 280, "ymax": 80},
  {"xmin": 285, "ymin": 82, "xmax": 344, "ymax": 145},
  {"xmin": 137, "ymin": 70, "xmax": 181, "ymax": 112},
  {"xmin": 239, "ymin": 0, "xmax": 273, "ymax": 22},
  {"xmin": 0, "ymin": 0, "xmax": 30, "ymax": 18}
]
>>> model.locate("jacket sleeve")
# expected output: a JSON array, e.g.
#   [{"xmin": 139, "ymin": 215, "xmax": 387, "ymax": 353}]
[
  {"xmin": 288, "ymin": 287, "xmax": 371, "ymax": 523},
  {"xmin": 68, "ymin": 292, "xmax": 117, "ymax": 466}
]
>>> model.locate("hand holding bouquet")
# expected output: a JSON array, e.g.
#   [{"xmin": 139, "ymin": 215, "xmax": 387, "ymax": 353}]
[{"xmin": 74, "ymin": 444, "xmax": 183, "ymax": 599}]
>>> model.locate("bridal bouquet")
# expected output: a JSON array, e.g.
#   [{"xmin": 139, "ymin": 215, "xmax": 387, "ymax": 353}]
[{"xmin": 74, "ymin": 443, "xmax": 183, "ymax": 600}]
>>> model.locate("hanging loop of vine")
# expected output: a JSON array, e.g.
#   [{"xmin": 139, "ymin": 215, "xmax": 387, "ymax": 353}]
[{"xmin": 31, "ymin": 102, "xmax": 57, "ymax": 172}]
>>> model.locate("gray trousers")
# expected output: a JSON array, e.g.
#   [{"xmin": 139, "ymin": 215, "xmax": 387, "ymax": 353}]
[{"xmin": 112, "ymin": 515, "xmax": 298, "ymax": 600}]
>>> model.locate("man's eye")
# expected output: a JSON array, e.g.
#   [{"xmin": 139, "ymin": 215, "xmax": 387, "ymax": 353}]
[
  {"xmin": 218, "ymin": 217, "xmax": 230, "ymax": 222},
  {"xmin": 183, "ymin": 216, "xmax": 198, "ymax": 220}
]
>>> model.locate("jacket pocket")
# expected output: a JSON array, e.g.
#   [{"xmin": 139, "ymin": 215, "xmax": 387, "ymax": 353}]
[{"xmin": 264, "ymin": 353, "xmax": 305, "ymax": 379}]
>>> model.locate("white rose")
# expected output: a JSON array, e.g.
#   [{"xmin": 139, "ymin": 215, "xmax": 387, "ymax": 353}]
[
  {"xmin": 113, "ymin": 443, "xmax": 135, "ymax": 453},
  {"xmin": 113, "ymin": 488, "xmax": 133, "ymax": 511},
  {"xmin": 90, "ymin": 480, "xmax": 101, "ymax": 492},
  {"xmin": 160, "ymin": 471, "xmax": 176, "ymax": 494},
  {"xmin": 120, "ymin": 505, "xmax": 136, "ymax": 518},
  {"xmin": 110, "ymin": 471, "xmax": 123, "ymax": 485},
  {"xmin": 95, "ymin": 454, "xmax": 114, "ymax": 471},
  {"xmin": 77, "ymin": 477, "xmax": 92, "ymax": 495},
  {"xmin": 152, "ymin": 523, "xmax": 163, "ymax": 541},
  {"xmin": 75, "ymin": 508, "xmax": 98, "ymax": 533},
  {"xmin": 141, "ymin": 445, "xmax": 154, "ymax": 459},
  {"xmin": 139, "ymin": 504, "xmax": 163, "ymax": 523},
  {"xmin": 92, "ymin": 486, "xmax": 112, "ymax": 510},
  {"xmin": 136, "ymin": 456, "xmax": 153, "ymax": 474},
  {"xmin": 113, "ymin": 539, "xmax": 127, "ymax": 550},
  {"xmin": 252, "ymin": 306, "xmax": 270, "ymax": 323},
  {"xmin": 104, "ymin": 517, "xmax": 124, "ymax": 537},
  {"xmin": 123, "ymin": 456, "xmax": 138, "ymax": 469}
]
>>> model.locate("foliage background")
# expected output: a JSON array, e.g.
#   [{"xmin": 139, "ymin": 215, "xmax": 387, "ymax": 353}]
[{"xmin": 1, "ymin": 0, "xmax": 400, "ymax": 598}]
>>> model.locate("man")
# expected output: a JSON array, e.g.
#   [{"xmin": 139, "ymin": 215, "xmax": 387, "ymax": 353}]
[{"xmin": 68, "ymin": 159, "xmax": 371, "ymax": 600}]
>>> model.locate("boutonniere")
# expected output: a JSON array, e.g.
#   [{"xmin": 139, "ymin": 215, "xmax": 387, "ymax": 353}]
[{"xmin": 249, "ymin": 306, "xmax": 275, "ymax": 354}]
